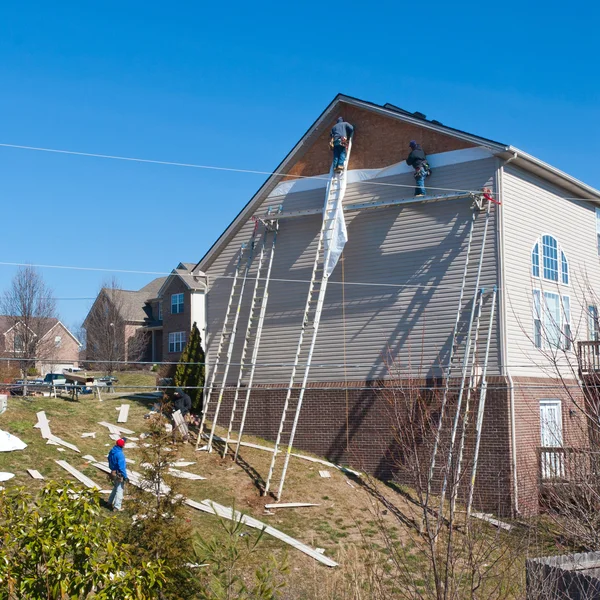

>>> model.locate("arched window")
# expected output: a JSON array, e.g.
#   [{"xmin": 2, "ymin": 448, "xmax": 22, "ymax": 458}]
[
  {"xmin": 531, "ymin": 235, "xmax": 571, "ymax": 351},
  {"xmin": 532, "ymin": 242, "xmax": 540, "ymax": 277},
  {"xmin": 561, "ymin": 251, "xmax": 569, "ymax": 285},
  {"xmin": 542, "ymin": 235, "xmax": 558, "ymax": 281},
  {"xmin": 532, "ymin": 235, "xmax": 569, "ymax": 285}
]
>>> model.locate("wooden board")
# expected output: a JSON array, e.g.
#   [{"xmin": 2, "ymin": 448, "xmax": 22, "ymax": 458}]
[
  {"xmin": 117, "ymin": 404, "xmax": 130, "ymax": 424},
  {"xmin": 172, "ymin": 410, "xmax": 189, "ymax": 437},
  {"xmin": 195, "ymin": 500, "xmax": 338, "ymax": 568},
  {"xmin": 168, "ymin": 468, "xmax": 205, "ymax": 480},
  {"xmin": 98, "ymin": 422, "xmax": 134, "ymax": 435},
  {"xmin": 48, "ymin": 434, "xmax": 80, "ymax": 453},
  {"xmin": 319, "ymin": 471, "xmax": 331, "ymax": 478},
  {"xmin": 27, "ymin": 469, "xmax": 44, "ymax": 480},
  {"xmin": 34, "ymin": 411, "xmax": 52, "ymax": 439},
  {"xmin": 81, "ymin": 432, "xmax": 96, "ymax": 438},
  {"xmin": 264, "ymin": 503, "xmax": 320, "ymax": 509},
  {"xmin": 55, "ymin": 460, "xmax": 101, "ymax": 489}
]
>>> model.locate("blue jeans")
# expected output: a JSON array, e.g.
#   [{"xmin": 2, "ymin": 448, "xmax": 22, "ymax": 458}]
[
  {"xmin": 414, "ymin": 167, "xmax": 427, "ymax": 196},
  {"xmin": 108, "ymin": 480, "xmax": 124, "ymax": 510},
  {"xmin": 332, "ymin": 142, "xmax": 346, "ymax": 170}
]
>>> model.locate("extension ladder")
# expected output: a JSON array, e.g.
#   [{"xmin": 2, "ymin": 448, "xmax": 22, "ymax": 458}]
[
  {"xmin": 222, "ymin": 218, "xmax": 279, "ymax": 459},
  {"xmin": 423, "ymin": 194, "xmax": 494, "ymax": 533},
  {"xmin": 437, "ymin": 198, "xmax": 493, "ymax": 523},
  {"xmin": 263, "ymin": 142, "xmax": 352, "ymax": 500},
  {"xmin": 196, "ymin": 222, "xmax": 260, "ymax": 451}
]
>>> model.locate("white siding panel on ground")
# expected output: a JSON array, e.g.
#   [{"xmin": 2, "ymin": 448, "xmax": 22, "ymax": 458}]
[
  {"xmin": 205, "ymin": 158, "xmax": 500, "ymax": 383},
  {"xmin": 502, "ymin": 165, "xmax": 600, "ymax": 377}
]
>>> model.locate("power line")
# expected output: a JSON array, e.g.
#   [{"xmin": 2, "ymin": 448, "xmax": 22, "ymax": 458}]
[
  {"xmin": 0, "ymin": 142, "xmax": 499, "ymax": 197},
  {"xmin": 0, "ymin": 260, "xmax": 499, "ymax": 293}
]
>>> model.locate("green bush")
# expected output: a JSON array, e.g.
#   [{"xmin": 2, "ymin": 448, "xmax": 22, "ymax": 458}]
[{"xmin": 0, "ymin": 482, "xmax": 167, "ymax": 599}]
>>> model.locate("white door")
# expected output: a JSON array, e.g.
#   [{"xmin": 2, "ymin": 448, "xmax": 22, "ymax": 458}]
[{"xmin": 540, "ymin": 400, "xmax": 564, "ymax": 479}]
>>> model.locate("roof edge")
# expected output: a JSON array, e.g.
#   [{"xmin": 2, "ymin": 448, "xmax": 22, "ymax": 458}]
[{"xmin": 500, "ymin": 146, "xmax": 600, "ymax": 201}]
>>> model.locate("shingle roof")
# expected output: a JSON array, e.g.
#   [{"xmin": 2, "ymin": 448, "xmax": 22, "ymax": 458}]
[
  {"xmin": 0, "ymin": 315, "xmax": 60, "ymax": 336},
  {"xmin": 138, "ymin": 276, "xmax": 168, "ymax": 299}
]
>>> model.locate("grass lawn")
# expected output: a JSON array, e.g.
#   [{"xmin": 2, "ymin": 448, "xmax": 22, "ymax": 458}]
[{"xmin": 0, "ymin": 375, "xmax": 547, "ymax": 598}]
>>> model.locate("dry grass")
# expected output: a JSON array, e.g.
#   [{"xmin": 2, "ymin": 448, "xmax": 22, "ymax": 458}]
[{"xmin": 0, "ymin": 381, "xmax": 553, "ymax": 599}]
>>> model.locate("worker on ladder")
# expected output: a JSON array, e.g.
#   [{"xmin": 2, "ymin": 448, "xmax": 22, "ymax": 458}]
[
  {"xmin": 330, "ymin": 117, "xmax": 354, "ymax": 173},
  {"xmin": 406, "ymin": 140, "xmax": 431, "ymax": 197}
]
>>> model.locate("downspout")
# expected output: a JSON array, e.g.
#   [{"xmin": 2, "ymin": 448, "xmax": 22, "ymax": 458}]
[{"xmin": 497, "ymin": 153, "xmax": 520, "ymax": 515}]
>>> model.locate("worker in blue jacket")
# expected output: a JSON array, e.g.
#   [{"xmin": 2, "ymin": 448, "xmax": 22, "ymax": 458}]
[{"xmin": 107, "ymin": 438, "xmax": 128, "ymax": 511}]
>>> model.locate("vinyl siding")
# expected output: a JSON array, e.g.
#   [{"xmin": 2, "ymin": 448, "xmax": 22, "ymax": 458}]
[
  {"xmin": 205, "ymin": 157, "xmax": 500, "ymax": 383},
  {"xmin": 502, "ymin": 165, "xmax": 600, "ymax": 377}
]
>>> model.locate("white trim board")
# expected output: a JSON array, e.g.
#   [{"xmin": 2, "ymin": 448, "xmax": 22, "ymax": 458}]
[
  {"xmin": 56, "ymin": 460, "xmax": 101, "ymax": 489},
  {"xmin": 117, "ymin": 404, "xmax": 130, "ymax": 423},
  {"xmin": 185, "ymin": 499, "xmax": 337, "ymax": 567}
]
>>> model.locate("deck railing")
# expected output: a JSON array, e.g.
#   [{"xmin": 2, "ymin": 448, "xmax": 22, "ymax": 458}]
[
  {"xmin": 538, "ymin": 447, "xmax": 600, "ymax": 484},
  {"xmin": 578, "ymin": 341, "xmax": 600, "ymax": 375}
]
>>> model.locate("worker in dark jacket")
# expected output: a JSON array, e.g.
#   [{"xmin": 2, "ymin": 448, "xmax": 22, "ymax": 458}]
[
  {"xmin": 330, "ymin": 117, "xmax": 354, "ymax": 172},
  {"xmin": 406, "ymin": 141, "xmax": 431, "ymax": 197},
  {"xmin": 107, "ymin": 438, "xmax": 128, "ymax": 511},
  {"xmin": 173, "ymin": 389, "xmax": 192, "ymax": 417}
]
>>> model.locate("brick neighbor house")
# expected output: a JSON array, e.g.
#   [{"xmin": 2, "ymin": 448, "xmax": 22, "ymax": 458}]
[
  {"xmin": 0, "ymin": 316, "xmax": 80, "ymax": 375},
  {"xmin": 189, "ymin": 94, "xmax": 600, "ymax": 516},
  {"xmin": 83, "ymin": 263, "xmax": 207, "ymax": 366}
]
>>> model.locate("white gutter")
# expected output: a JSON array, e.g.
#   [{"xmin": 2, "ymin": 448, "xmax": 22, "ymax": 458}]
[{"xmin": 499, "ymin": 146, "xmax": 600, "ymax": 202}]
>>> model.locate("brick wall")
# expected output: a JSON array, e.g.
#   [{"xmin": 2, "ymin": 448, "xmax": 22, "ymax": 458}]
[
  {"xmin": 285, "ymin": 102, "xmax": 474, "ymax": 180},
  {"xmin": 210, "ymin": 376, "xmax": 514, "ymax": 515},
  {"xmin": 512, "ymin": 377, "xmax": 588, "ymax": 516},
  {"xmin": 161, "ymin": 277, "xmax": 192, "ymax": 360}
]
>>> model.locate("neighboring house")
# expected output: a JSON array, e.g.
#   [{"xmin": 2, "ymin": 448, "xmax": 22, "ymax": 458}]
[
  {"xmin": 0, "ymin": 315, "xmax": 80, "ymax": 375},
  {"xmin": 149, "ymin": 262, "xmax": 207, "ymax": 363},
  {"xmin": 193, "ymin": 93, "xmax": 600, "ymax": 516},
  {"xmin": 83, "ymin": 263, "xmax": 207, "ymax": 366}
]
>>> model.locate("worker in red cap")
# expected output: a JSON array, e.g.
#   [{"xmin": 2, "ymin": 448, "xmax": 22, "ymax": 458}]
[{"xmin": 107, "ymin": 438, "xmax": 128, "ymax": 511}]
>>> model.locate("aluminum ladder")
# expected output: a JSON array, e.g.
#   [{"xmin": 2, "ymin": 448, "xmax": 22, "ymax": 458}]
[
  {"xmin": 263, "ymin": 141, "xmax": 352, "ymax": 499},
  {"xmin": 432, "ymin": 196, "xmax": 494, "ymax": 535},
  {"xmin": 222, "ymin": 217, "xmax": 279, "ymax": 459},
  {"xmin": 196, "ymin": 222, "xmax": 259, "ymax": 451}
]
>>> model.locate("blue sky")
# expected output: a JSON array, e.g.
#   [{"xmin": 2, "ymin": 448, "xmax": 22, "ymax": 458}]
[{"xmin": 0, "ymin": 1, "xmax": 598, "ymax": 331}]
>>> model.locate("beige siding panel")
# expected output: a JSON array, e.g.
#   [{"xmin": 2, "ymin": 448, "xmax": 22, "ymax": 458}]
[
  {"xmin": 502, "ymin": 165, "xmax": 600, "ymax": 377},
  {"xmin": 206, "ymin": 158, "xmax": 500, "ymax": 383}
]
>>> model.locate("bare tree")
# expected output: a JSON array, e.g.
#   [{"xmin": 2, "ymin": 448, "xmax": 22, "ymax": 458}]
[
  {"xmin": 0, "ymin": 266, "xmax": 58, "ymax": 391},
  {"xmin": 84, "ymin": 278, "xmax": 148, "ymax": 374}
]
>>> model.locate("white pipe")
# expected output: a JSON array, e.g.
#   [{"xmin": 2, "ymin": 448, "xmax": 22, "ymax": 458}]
[
  {"xmin": 508, "ymin": 370, "xmax": 519, "ymax": 515},
  {"xmin": 496, "ymin": 157, "xmax": 520, "ymax": 515}
]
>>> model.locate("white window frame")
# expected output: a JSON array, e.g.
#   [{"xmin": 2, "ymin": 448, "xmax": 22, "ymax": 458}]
[
  {"xmin": 54, "ymin": 335, "xmax": 62, "ymax": 348},
  {"xmin": 532, "ymin": 290, "xmax": 571, "ymax": 351},
  {"xmin": 158, "ymin": 302, "xmax": 163, "ymax": 321},
  {"xmin": 168, "ymin": 331, "xmax": 186, "ymax": 353},
  {"xmin": 596, "ymin": 207, "xmax": 600, "ymax": 256},
  {"xmin": 531, "ymin": 234, "xmax": 569, "ymax": 286},
  {"xmin": 171, "ymin": 293, "xmax": 184, "ymax": 314},
  {"xmin": 589, "ymin": 305, "xmax": 599, "ymax": 341}
]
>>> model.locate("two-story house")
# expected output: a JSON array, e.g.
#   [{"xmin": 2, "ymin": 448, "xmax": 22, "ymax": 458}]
[
  {"xmin": 84, "ymin": 263, "xmax": 207, "ymax": 367},
  {"xmin": 191, "ymin": 94, "xmax": 600, "ymax": 516},
  {"xmin": 0, "ymin": 315, "xmax": 80, "ymax": 375}
]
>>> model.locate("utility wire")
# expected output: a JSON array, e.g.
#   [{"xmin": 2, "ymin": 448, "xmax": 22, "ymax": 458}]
[
  {"xmin": 0, "ymin": 142, "xmax": 499, "ymax": 197},
  {"xmin": 0, "ymin": 260, "xmax": 501, "ymax": 293}
]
